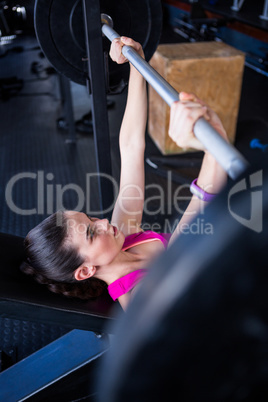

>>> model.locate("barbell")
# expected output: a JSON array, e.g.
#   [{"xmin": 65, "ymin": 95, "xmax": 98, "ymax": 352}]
[
  {"xmin": 101, "ymin": 14, "xmax": 249, "ymax": 180},
  {"xmin": 34, "ymin": 0, "xmax": 249, "ymax": 180}
]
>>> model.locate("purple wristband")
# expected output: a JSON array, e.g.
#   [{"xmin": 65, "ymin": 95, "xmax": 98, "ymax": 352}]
[{"xmin": 190, "ymin": 178, "xmax": 217, "ymax": 202}]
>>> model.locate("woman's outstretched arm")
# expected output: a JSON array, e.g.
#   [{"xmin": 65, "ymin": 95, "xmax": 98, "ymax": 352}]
[
  {"xmin": 110, "ymin": 37, "xmax": 148, "ymax": 235},
  {"xmin": 168, "ymin": 92, "xmax": 228, "ymax": 245}
]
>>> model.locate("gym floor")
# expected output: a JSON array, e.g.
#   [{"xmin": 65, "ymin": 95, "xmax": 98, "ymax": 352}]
[{"xmin": 0, "ymin": 0, "xmax": 268, "ymax": 384}]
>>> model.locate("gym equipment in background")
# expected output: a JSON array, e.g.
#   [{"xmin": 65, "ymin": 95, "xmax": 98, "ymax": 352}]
[
  {"xmin": 33, "ymin": 0, "xmax": 162, "ymax": 216},
  {"xmin": 34, "ymin": 0, "xmax": 162, "ymax": 93}
]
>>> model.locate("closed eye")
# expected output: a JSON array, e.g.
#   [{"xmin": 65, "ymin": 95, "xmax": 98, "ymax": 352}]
[
  {"xmin": 86, "ymin": 224, "xmax": 95, "ymax": 242},
  {"xmin": 86, "ymin": 223, "xmax": 90, "ymax": 240},
  {"xmin": 89, "ymin": 226, "xmax": 95, "ymax": 241},
  {"xmin": 85, "ymin": 214, "xmax": 97, "ymax": 241}
]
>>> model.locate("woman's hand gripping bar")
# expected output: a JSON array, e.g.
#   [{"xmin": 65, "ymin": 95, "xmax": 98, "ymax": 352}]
[{"xmin": 102, "ymin": 23, "xmax": 249, "ymax": 180}]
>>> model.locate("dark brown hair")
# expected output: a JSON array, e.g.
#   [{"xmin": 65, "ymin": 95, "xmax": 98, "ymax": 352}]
[{"xmin": 20, "ymin": 211, "xmax": 106, "ymax": 299}]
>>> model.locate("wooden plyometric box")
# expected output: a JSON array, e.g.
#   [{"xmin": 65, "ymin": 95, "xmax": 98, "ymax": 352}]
[{"xmin": 148, "ymin": 41, "xmax": 245, "ymax": 155}]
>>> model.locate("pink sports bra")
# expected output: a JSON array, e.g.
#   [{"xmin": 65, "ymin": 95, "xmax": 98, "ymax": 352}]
[{"xmin": 107, "ymin": 231, "xmax": 170, "ymax": 301}]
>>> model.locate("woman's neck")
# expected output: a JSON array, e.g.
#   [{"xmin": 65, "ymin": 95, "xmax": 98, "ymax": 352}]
[{"xmin": 94, "ymin": 249, "xmax": 144, "ymax": 285}]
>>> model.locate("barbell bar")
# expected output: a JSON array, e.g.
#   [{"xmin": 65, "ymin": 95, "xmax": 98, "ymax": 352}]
[{"xmin": 102, "ymin": 18, "xmax": 249, "ymax": 180}]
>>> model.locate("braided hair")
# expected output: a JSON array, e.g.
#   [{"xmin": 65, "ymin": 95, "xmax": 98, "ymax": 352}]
[{"xmin": 20, "ymin": 211, "xmax": 106, "ymax": 299}]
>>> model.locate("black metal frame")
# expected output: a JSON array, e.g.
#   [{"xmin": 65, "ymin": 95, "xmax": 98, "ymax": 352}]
[
  {"xmin": 58, "ymin": 74, "xmax": 77, "ymax": 144},
  {"xmin": 82, "ymin": 0, "xmax": 114, "ymax": 218}
]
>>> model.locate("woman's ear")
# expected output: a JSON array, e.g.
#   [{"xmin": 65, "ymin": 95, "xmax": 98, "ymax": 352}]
[{"xmin": 74, "ymin": 265, "xmax": 96, "ymax": 281}]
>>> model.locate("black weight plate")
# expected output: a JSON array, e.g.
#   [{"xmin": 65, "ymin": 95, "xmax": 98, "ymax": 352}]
[
  {"xmin": 98, "ymin": 158, "xmax": 268, "ymax": 401},
  {"xmin": 34, "ymin": 0, "xmax": 162, "ymax": 87}
]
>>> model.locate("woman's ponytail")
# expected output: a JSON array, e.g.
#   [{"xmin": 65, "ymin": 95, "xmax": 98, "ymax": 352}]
[{"xmin": 20, "ymin": 212, "xmax": 107, "ymax": 300}]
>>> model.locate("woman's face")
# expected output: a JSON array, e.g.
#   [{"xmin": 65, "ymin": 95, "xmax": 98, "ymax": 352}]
[{"xmin": 64, "ymin": 211, "xmax": 125, "ymax": 267}]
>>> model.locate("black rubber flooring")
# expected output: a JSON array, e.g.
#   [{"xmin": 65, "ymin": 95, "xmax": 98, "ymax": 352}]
[{"xmin": 0, "ymin": 36, "xmax": 115, "ymax": 237}]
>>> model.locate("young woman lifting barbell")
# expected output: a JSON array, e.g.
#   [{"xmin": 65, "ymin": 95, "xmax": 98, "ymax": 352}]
[{"xmin": 20, "ymin": 37, "xmax": 227, "ymax": 310}]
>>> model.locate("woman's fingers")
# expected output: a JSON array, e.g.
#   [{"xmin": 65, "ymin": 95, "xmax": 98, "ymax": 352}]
[
  {"xmin": 168, "ymin": 91, "xmax": 229, "ymax": 151},
  {"xmin": 109, "ymin": 38, "xmax": 127, "ymax": 64},
  {"xmin": 168, "ymin": 99, "xmax": 208, "ymax": 151},
  {"xmin": 109, "ymin": 37, "xmax": 144, "ymax": 64},
  {"xmin": 179, "ymin": 91, "xmax": 196, "ymax": 102},
  {"xmin": 120, "ymin": 37, "xmax": 144, "ymax": 58},
  {"xmin": 181, "ymin": 92, "xmax": 228, "ymax": 141}
]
